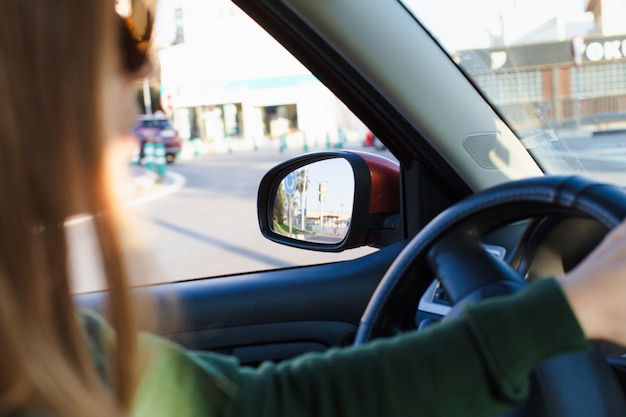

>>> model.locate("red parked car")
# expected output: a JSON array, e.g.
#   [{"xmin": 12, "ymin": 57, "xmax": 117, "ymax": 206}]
[{"xmin": 363, "ymin": 130, "xmax": 386, "ymax": 150}]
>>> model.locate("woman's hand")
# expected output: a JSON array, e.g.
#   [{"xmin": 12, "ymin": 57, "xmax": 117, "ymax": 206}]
[{"xmin": 561, "ymin": 219, "xmax": 626, "ymax": 346}]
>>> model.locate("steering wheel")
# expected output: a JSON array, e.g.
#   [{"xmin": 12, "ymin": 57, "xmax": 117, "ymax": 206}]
[{"xmin": 355, "ymin": 175, "xmax": 626, "ymax": 416}]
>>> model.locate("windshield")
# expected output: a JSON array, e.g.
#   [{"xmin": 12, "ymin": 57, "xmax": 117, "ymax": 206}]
[{"xmin": 402, "ymin": 0, "xmax": 626, "ymax": 186}]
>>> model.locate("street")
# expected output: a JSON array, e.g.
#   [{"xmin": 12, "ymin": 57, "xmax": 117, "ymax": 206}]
[
  {"xmin": 70, "ymin": 144, "xmax": 390, "ymax": 293},
  {"xmin": 531, "ymin": 131, "xmax": 626, "ymax": 185}
]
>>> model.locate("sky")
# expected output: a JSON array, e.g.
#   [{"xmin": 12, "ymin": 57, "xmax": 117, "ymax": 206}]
[
  {"xmin": 402, "ymin": 0, "xmax": 591, "ymax": 50},
  {"xmin": 281, "ymin": 158, "xmax": 355, "ymax": 216},
  {"xmin": 155, "ymin": 0, "xmax": 592, "ymax": 51}
]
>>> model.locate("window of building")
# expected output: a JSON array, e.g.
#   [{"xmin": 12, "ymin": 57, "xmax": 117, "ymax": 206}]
[
  {"xmin": 473, "ymin": 70, "xmax": 543, "ymax": 105},
  {"xmin": 573, "ymin": 62, "xmax": 626, "ymax": 98}
]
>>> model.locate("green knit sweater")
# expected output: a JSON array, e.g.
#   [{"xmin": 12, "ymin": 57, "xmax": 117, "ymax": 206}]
[{"xmin": 27, "ymin": 278, "xmax": 593, "ymax": 417}]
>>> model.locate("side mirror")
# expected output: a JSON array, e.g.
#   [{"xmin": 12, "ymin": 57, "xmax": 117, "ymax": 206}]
[{"xmin": 257, "ymin": 151, "xmax": 401, "ymax": 252}]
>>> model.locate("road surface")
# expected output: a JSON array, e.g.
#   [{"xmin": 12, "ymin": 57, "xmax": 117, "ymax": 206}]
[{"xmin": 70, "ymin": 145, "xmax": 389, "ymax": 293}]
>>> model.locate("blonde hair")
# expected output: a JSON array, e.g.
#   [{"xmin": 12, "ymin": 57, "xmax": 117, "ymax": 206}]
[{"xmin": 0, "ymin": 1, "xmax": 140, "ymax": 416}]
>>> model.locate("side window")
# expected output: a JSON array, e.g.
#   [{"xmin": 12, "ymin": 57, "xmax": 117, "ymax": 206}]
[{"xmin": 121, "ymin": 0, "xmax": 397, "ymax": 284}]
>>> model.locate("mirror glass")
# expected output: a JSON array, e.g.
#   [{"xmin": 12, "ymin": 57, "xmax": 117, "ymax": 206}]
[{"xmin": 272, "ymin": 158, "xmax": 354, "ymax": 244}]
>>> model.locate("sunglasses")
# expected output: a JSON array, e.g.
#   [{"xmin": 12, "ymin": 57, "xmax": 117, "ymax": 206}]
[{"xmin": 117, "ymin": 0, "xmax": 155, "ymax": 72}]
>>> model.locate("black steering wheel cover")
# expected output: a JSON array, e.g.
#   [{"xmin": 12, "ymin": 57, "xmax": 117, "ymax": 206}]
[
  {"xmin": 356, "ymin": 175, "xmax": 626, "ymax": 341},
  {"xmin": 354, "ymin": 175, "xmax": 626, "ymax": 416}
]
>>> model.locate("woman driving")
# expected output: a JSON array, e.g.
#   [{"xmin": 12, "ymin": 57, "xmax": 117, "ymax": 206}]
[{"xmin": 1, "ymin": 1, "xmax": 626, "ymax": 417}]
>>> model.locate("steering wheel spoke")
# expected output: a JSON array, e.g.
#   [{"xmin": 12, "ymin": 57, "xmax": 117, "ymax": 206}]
[{"xmin": 428, "ymin": 228, "xmax": 527, "ymax": 307}]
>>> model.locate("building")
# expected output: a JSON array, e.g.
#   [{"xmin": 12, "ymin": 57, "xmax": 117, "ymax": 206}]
[
  {"xmin": 155, "ymin": 0, "xmax": 366, "ymax": 152},
  {"xmin": 457, "ymin": 0, "xmax": 626, "ymax": 132}
]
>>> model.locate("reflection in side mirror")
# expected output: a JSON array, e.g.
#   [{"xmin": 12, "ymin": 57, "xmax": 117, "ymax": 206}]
[
  {"xmin": 258, "ymin": 150, "xmax": 400, "ymax": 252},
  {"xmin": 272, "ymin": 159, "xmax": 354, "ymax": 244}
]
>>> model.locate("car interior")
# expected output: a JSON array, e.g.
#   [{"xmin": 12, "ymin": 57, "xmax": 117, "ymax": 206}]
[{"xmin": 76, "ymin": 0, "xmax": 626, "ymax": 415}]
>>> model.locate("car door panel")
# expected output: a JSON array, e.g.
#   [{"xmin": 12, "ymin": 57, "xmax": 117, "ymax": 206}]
[{"xmin": 75, "ymin": 240, "xmax": 407, "ymax": 365}]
